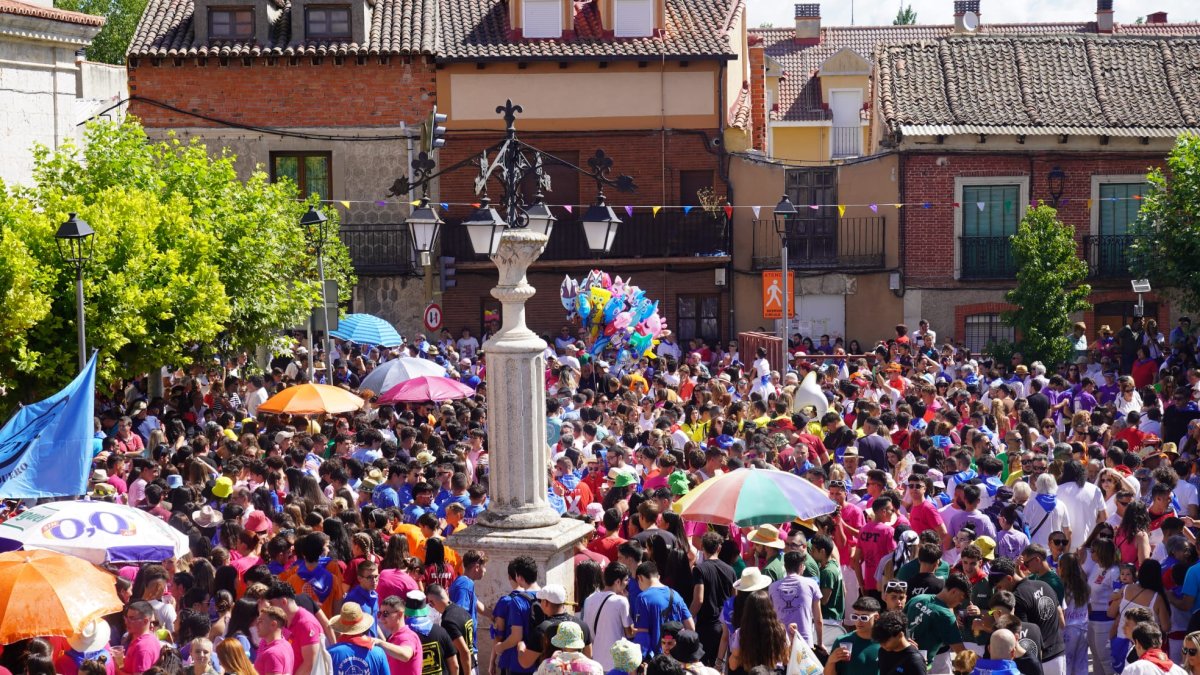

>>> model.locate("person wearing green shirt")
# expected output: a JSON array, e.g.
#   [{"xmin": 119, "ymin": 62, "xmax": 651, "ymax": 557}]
[
  {"xmin": 896, "ymin": 557, "xmax": 950, "ymax": 583},
  {"xmin": 811, "ymin": 535, "xmax": 845, "ymax": 650},
  {"xmin": 1022, "ymin": 544, "xmax": 1065, "ymax": 604},
  {"xmin": 904, "ymin": 573, "xmax": 971, "ymax": 673},
  {"xmin": 785, "ymin": 528, "xmax": 821, "ymax": 580},
  {"xmin": 825, "ymin": 597, "xmax": 882, "ymax": 675},
  {"xmin": 748, "ymin": 524, "xmax": 787, "ymax": 581}
]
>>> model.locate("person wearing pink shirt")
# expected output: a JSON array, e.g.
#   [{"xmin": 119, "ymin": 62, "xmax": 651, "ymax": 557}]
[
  {"xmin": 375, "ymin": 594, "xmax": 422, "ymax": 675},
  {"xmin": 112, "ymin": 602, "xmax": 161, "ymax": 675},
  {"xmin": 905, "ymin": 475, "xmax": 950, "ymax": 548},
  {"xmin": 254, "ymin": 607, "xmax": 295, "ymax": 675},
  {"xmin": 853, "ymin": 498, "xmax": 898, "ymax": 595}
]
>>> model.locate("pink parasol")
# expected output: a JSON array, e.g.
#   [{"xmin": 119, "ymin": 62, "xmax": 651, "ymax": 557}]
[{"xmin": 377, "ymin": 376, "xmax": 476, "ymax": 404}]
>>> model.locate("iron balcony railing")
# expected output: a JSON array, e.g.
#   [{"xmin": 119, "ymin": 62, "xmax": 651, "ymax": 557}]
[
  {"xmin": 959, "ymin": 236, "xmax": 1016, "ymax": 279},
  {"xmin": 440, "ymin": 210, "xmax": 728, "ymax": 261},
  {"xmin": 831, "ymin": 126, "xmax": 863, "ymax": 158},
  {"xmin": 338, "ymin": 224, "xmax": 417, "ymax": 276},
  {"xmin": 751, "ymin": 216, "xmax": 886, "ymax": 270},
  {"xmin": 1084, "ymin": 234, "xmax": 1136, "ymax": 278}
]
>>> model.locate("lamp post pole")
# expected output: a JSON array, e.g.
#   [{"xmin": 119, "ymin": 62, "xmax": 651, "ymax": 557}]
[
  {"xmin": 301, "ymin": 206, "xmax": 332, "ymax": 381},
  {"xmin": 56, "ymin": 213, "xmax": 95, "ymax": 373},
  {"xmin": 73, "ymin": 264, "xmax": 86, "ymax": 372},
  {"xmin": 773, "ymin": 196, "xmax": 798, "ymax": 354}
]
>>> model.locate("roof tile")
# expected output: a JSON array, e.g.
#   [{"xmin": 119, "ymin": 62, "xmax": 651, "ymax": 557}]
[{"xmin": 0, "ymin": 0, "xmax": 104, "ymax": 26}]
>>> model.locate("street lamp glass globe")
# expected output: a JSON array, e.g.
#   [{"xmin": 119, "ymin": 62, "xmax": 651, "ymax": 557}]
[
  {"xmin": 524, "ymin": 198, "xmax": 556, "ymax": 240},
  {"xmin": 405, "ymin": 199, "xmax": 443, "ymax": 255},
  {"xmin": 55, "ymin": 212, "xmax": 95, "ymax": 264},
  {"xmin": 772, "ymin": 194, "xmax": 797, "ymax": 236},
  {"xmin": 582, "ymin": 196, "xmax": 621, "ymax": 253},
  {"xmin": 463, "ymin": 197, "xmax": 508, "ymax": 257}
]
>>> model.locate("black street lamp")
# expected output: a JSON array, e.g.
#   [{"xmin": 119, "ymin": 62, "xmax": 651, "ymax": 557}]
[
  {"xmin": 395, "ymin": 99, "xmax": 636, "ymax": 258},
  {"xmin": 1047, "ymin": 166, "xmax": 1066, "ymax": 206},
  {"xmin": 772, "ymin": 195, "xmax": 798, "ymax": 346},
  {"xmin": 300, "ymin": 205, "xmax": 332, "ymax": 380},
  {"xmin": 55, "ymin": 212, "xmax": 94, "ymax": 372}
]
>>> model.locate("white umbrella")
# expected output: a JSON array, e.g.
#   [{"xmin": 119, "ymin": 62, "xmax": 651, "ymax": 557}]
[
  {"xmin": 359, "ymin": 357, "xmax": 448, "ymax": 394},
  {"xmin": 0, "ymin": 501, "xmax": 189, "ymax": 565}
]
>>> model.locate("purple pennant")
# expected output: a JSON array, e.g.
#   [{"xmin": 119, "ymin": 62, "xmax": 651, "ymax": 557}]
[
  {"xmin": 375, "ymin": 200, "xmax": 387, "ymax": 207},
  {"xmin": 625, "ymin": 206, "xmax": 634, "ymax": 217},
  {"xmin": 869, "ymin": 203, "xmax": 878, "ymax": 213},
  {"xmin": 564, "ymin": 205, "xmax": 573, "ymax": 214}
]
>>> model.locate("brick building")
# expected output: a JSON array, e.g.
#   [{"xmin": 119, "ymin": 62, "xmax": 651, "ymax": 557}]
[
  {"xmin": 873, "ymin": 32, "xmax": 1200, "ymax": 351},
  {"xmin": 431, "ymin": 0, "xmax": 747, "ymax": 343},
  {"xmin": 127, "ymin": 0, "xmax": 440, "ymax": 334}
]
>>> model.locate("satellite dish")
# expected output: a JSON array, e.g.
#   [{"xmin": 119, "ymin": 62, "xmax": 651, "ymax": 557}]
[{"xmin": 962, "ymin": 10, "xmax": 979, "ymax": 31}]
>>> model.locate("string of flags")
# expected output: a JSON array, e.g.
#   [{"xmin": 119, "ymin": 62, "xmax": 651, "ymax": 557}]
[{"xmin": 323, "ymin": 194, "xmax": 1145, "ymax": 215}]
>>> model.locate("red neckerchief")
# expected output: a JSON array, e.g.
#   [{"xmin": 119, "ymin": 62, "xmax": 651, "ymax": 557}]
[
  {"xmin": 339, "ymin": 634, "xmax": 375, "ymax": 649},
  {"xmin": 1140, "ymin": 648, "xmax": 1174, "ymax": 672}
]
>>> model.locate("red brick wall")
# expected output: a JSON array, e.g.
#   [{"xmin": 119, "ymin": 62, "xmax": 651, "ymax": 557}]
[
  {"xmin": 955, "ymin": 302, "xmax": 1018, "ymax": 343},
  {"xmin": 901, "ymin": 152, "xmax": 1164, "ymax": 288},
  {"xmin": 748, "ymin": 36, "xmax": 766, "ymax": 152},
  {"xmin": 441, "ymin": 267, "xmax": 727, "ymax": 341},
  {"xmin": 128, "ymin": 57, "xmax": 437, "ymax": 128}
]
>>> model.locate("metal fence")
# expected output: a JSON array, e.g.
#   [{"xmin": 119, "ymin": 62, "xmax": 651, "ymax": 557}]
[
  {"xmin": 338, "ymin": 224, "xmax": 416, "ymax": 276},
  {"xmin": 751, "ymin": 216, "xmax": 886, "ymax": 270}
]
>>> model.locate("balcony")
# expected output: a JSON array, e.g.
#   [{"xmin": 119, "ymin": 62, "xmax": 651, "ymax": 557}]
[
  {"xmin": 831, "ymin": 126, "xmax": 863, "ymax": 158},
  {"xmin": 1085, "ymin": 234, "xmax": 1135, "ymax": 278},
  {"xmin": 959, "ymin": 236, "xmax": 1016, "ymax": 279},
  {"xmin": 338, "ymin": 224, "xmax": 416, "ymax": 276},
  {"xmin": 751, "ymin": 216, "xmax": 886, "ymax": 271},
  {"xmin": 440, "ymin": 210, "xmax": 728, "ymax": 261}
]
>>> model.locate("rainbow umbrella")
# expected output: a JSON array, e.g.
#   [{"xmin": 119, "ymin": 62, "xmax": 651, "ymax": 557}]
[{"xmin": 672, "ymin": 468, "xmax": 836, "ymax": 526}]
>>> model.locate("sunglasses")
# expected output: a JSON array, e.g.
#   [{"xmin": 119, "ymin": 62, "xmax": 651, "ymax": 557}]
[
  {"xmin": 849, "ymin": 613, "xmax": 876, "ymax": 622},
  {"xmin": 1185, "ymin": 648, "xmax": 1199, "ymax": 657},
  {"xmin": 1051, "ymin": 539, "xmax": 1067, "ymax": 546},
  {"xmin": 885, "ymin": 581, "xmax": 908, "ymax": 592}
]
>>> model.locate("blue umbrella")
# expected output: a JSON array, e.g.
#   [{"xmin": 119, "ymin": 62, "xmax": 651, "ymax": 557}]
[{"xmin": 329, "ymin": 313, "xmax": 403, "ymax": 347}]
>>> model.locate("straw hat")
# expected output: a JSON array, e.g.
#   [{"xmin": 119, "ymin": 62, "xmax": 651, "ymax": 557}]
[
  {"xmin": 747, "ymin": 524, "xmax": 785, "ymax": 549},
  {"xmin": 331, "ymin": 602, "xmax": 374, "ymax": 635},
  {"xmin": 732, "ymin": 566, "xmax": 772, "ymax": 592},
  {"xmin": 192, "ymin": 505, "xmax": 223, "ymax": 528}
]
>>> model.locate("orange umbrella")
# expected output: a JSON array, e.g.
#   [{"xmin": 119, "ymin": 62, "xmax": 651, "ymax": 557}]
[
  {"xmin": 0, "ymin": 549, "xmax": 123, "ymax": 643},
  {"xmin": 256, "ymin": 383, "xmax": 364, "ymax": 415}
]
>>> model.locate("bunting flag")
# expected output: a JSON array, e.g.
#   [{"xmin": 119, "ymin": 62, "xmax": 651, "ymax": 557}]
[
  {"xmin": 808, "ymin": 205, "xmax": 820, "ymax": 210},
  {"xmin": 893, "ymin": 203, "xmax": 903, "ymax": 209},
  {"xmin": 976, "ymin": 202, "xmax": 986, "ymax": 211},
  {"xmin": 653, "ymin": 206, "xmax": 662, "ymax": 217},
  {"xmin": 924, "ymin": 202, "xmax": 932, "ymax": 209},
  {"xmin": 752, "ymin": 206, "xmax": 761, "ymax": 219},
  {"xmin": 1133, "ymin": 194, "xmax": 1143, "ymax": 200},
  {"xmin": 683, "ymin": 206, "xmax": 694, "ymax": 215},
  {"xmin": 375, "ymin": 200, "xmax": 387, "ymax": 207},
  {"xmin": 1061, "ymin": 198, "xmax": 1069, "ymax": 206},
  {"xmin": 724, "ymin": 204, "xmax": 734, "ymax": 219},
  {"xmin": 564, "ymin": 205, "xmax": 573, "ymax": 214},
  {"xmin": 952, "ymin": 202, "xmax": 960, "ymax": 208},
  {"xmin": 869, "ymin": 203, "xmax": 879, "ymax": 213},
  {"xmin": 1087, "ymin": 199, "xmax": 1093, "ymax": 209},
  {"xmin": 625, "ymin": 205, "xmax": 634, "ymax": 217},
  {"xmin": 410, "ymin": 200, "xmax": 421, "ymax": 206},
  {"xmin": 339, "ymin": 200, "xmax": 351, "ymax": 209},
  {"xmin": 440, "ymin": 203, "xmax": 449, "ymax": 211},
  {"xmin": 837, "ymin": 205, "xmax": 846, "ymax": 217},
  {"xmin": 472, "ymin": 202, "xmax": 481, "ymax": 208}
]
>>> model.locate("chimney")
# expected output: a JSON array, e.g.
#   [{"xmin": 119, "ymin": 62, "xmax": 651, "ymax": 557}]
[
  {"xmin": 748, "ymin": 36, "xmax": 768, "ymax": 152},
  {"xmin": 794, "ymin": 3, "xmax": 820, "ymax": 44},
  {"xmin": 1147, "ymin": 11, "xmax": 1168, "ymax": 23},
  {"xmin": 953, "ymin": 0, "xmax": 981, "ymax": 33},
  {"xmin": 1096, "ymin": 0, "xmax": 1114, "ymax": 33}
]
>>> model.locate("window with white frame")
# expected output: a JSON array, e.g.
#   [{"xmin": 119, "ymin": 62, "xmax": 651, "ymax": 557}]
[
  {"xmin": 954, "ymin": 177, "xmax": 1028, "ymax": 280},
  {"xmin": 614, "ymin": 0, "xmax": 653, "ymax": 37},
  {"xmin": 523, "ymin": 0, "xmax": 562, "ymax": 38},
  {"xmin": 964, "ymin": 313, "xmax": 1015, "ymax": 353}
]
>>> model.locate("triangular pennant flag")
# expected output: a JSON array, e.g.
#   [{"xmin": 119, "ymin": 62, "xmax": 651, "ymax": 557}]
[
  {"xmin": 752, "ymin": 206, "xmax": 761, "ymax": 219},
  {"xmin": 809, "ymin": 204, "xmax": 820, "ymax": 210},
  {"xmin": 837, "ymin": 205, "xmax": 846, "ymax": 217},
  {"xmin": 869, "ymin": 203, "xmax": 878, "ymax": 213},
  {"xmin": 440, "ymin": 202, "xmax": 449, "ymax": 211},
  {"xmin": 375, "ymin": 200, "xmax": 387, "ymax": 206},
  {"xmin": 924, "ymin": 202, "xmax": 933, "ymax": 209},
  {"xmin": 472, "ymin": 202, "xmax": 481, "ymax": 208},
  {"xmin": 724, "ymin": 204, "xmax": 734, "ymax": 219},
  {"xmin": 653, "ymin": 206, "xmax": 662, "ymax": 217},
  {"xmin": 893, "ymin": 203, "xmax": 903, "ymax": 209},
  {"xmin": 1133, "ymin": 194, "xmax": 1143, "ymax": 200},
  {"xmin": 684, "ymin": 206, "xmax": 694, "ymax": 215},
  {"xmin": 976, "ymin": 202, "xmax": 986, "ymax": 211},
  {"xmin": 564, "ymin": 205, "xmax": 573, "ymax": 214},
  {"xmin": 625, "ymin": 205, "xmax": 634, "ymax": 217},
  {"xmin": 1030, "ymin": 200, "xmax": 1036, "ymax": 208},
  {"xmin": 339, "ymin": 200, "xmax": 351, "ymax": 209},
  {"xmin": 1061, "ymin": 198, "xmax": 1069, "ymax": 206},
  {"xmin": 1086, "ymin": 199, "xmax": 1093, "ymax": 209},
  {"xmin": 410, "ymin": 200, "xmax": 421, "ymax": 206}
]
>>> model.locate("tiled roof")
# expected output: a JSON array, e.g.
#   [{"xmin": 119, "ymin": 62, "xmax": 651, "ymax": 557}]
[
  {"xmin": 729, "ymin": 81, "xmax": 751, "ymax": 129},
  {"xmin": 753, "ymin": 21, "xmax": 1200, "ymax": 122},
  {"xmin": 127, "ymin": 0, "xmax": 438, "ymax": 57},
  {"xmin": 436, "ymin": 0, "xmax": 738, "ymax": 62},
  {"xmin": 876, "ymin": 35, "xmax": 1200, "ymax": 137},
  {"xmin": 0, "ymin": 0, "xmax": 104, "ymax": 26}
]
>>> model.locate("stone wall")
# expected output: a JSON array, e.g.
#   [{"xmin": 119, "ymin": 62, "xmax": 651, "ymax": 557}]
[{"xmin": 353, "ymin": 276, "xmax": 427, "ymax": 339}]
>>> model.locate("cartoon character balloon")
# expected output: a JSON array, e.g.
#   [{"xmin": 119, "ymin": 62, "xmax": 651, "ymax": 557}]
[{"xmin": 560, "ymin": 269, "xmax": 666, "ymax": 369}]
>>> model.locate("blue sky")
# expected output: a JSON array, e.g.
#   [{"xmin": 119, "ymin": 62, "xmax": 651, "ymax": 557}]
[{"xmin": 745, "ymin": 0, "xmax": 1197, "ymax": 27}]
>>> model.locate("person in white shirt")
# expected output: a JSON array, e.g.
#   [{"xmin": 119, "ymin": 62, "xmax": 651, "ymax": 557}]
[
  {"xmin": 1121, "ymin": 623, "xmax": 1187, "ymax": 675},
  {"xmin": 911, "ymin": 319, "xmax": 937, "ymax": 345},
  {"xmin": 245, "ymin": 375, "xmax": 268, "ymax": 418},
  {"xmin": 1022, "ymin": 474, "xmax": 1073, "ymax": 548},
  {"xmin": 579, "ymin": 563, "xmax": 633, "ymax": 671},
  {"xmin": 456, "ymin": 328, "xmax": 480, "ymax": 360},
  {"xmin": 656, "ymin": 335, "xmax": 682, "ymax": 362},
  {"xmin": 1056, "ymin": 459, "xmax": 1107, "ymax": 550}
]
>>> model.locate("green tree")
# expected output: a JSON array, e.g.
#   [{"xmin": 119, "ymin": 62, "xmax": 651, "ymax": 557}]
[
  {"xmin": 55, "ymin": 0, "xmax": 147, "ymax": 64},
  {"xmin": 0, "ymin": 120, "xmax": 355, "ymax": 403},
  {"xmin": 1003, "ymin": 204, "xmax": 1092, "ymax": 365},
  {"xmin": 893, "ymin": 4, "xmax": 917, "ymax": 25},
  {"xmin": 1129, "ymin": 133, "xmax": 1200, "ymax": 312}
]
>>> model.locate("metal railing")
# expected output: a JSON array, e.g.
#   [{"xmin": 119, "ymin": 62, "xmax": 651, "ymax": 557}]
[
  {"xmin": 1084, "ymin": 234, "xmax": 1136, "ymax": 278},
  {"xmin": 338, "ymin": 224, "xmax": 416, "ymax": 276},
  {"xmin": 831, "ymin": 126, "xmax": 863, "ymax": 158},
  {"xmin": 959, "ymin": 236, "xmax": 1016, "ymax": 279},
  {"xmin": 439, "ymin": 210, "xmax": 728, "ymax": 261},
  {"xmin": 751, "ymin": 217, "xmax": 886, "ymax": 270}
]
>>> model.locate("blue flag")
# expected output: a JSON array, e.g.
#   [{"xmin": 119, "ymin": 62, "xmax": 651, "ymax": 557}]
[{"xmin": 0, "ymin": 352, "xmax": 96, "ymax": 498}]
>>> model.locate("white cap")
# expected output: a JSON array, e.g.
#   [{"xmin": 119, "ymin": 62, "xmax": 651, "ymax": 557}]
[{"xmin": 536, "ymin": 584, "xmax": 568, "ymax": 604}]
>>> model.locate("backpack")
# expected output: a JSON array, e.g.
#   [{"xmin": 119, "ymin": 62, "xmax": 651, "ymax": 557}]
[{"xmin": 514, "ymin": 590, "xmax": 548, "ymax": 652}]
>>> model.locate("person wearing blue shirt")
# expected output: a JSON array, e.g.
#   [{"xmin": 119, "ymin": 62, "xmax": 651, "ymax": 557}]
[
  {"xmin": 493, "ymin": 556, "xmax": 540, "ymax": 675},
  {"xmin": 373, "ymin": 464, "xmax": 406, "ymax": 509},
  {"xmin": 328, "ymin": 602, "xmax": 391, "ymax": 675},
  {"xmin": 402, "ymin": 483, "xmax": 437, "ymax": 524},
  {"xmin": 449, "ymin": 551, "xmax": 486, "ymax": 662},
  {"xmin": 343, "ymin": 562, "xmax": 382, "ymax": 638},
  {"xmin": 631, "ymin": 562, "xmax": 693, "ymax": 657},
  {"xmin": 437, "ymin": 474, "xmax": 472, "ymax": 519}
]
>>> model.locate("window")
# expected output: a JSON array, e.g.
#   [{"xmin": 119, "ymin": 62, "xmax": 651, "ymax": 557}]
[
  {"xmin": 305, "ymin": 5, "xmax": 351, "ymax": 39},
  {"xmin": 963, "ymin": 313, "xmax": 1015, "ymax": 353},
  {"xmin": 784, "ymin": 168, "xmax": 837, "ymax": 265},
  {"xmin": 960, "ymin": 183, "xmax": 1021, "ymax": 279},
  {"xmin": 1097, "ymin": 182, "xmax": 1146, "ymax": 236},
  {"xmin": 208, "ymin": 7, "xmax": 254, "ymax": 40},
  {"xmin": 271, "ymin": 152, "xmax": 332, "ymax": 201},
  {"xmin": 677, "ymin": 295, "xmax": 720, "ymax": 344},
  {"xmin": 614, "ymin": 0, "xmax": 654, "ymax": 37},
  {"xmin": 1091, "ymin": 178, "xmax": 1147, "ymax": 278},
  {"xmin": 523, "ymin": 0, "xmax": 562, "ymax": 38},
  {"xmin": 679, "ymin": 170, "xmax": 713, "ymax": 208}
]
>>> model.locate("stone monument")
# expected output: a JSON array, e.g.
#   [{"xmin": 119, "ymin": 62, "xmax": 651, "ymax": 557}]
[{"xmin": 447, "ymin": 228, "xmax": 592, "ymax": 666}]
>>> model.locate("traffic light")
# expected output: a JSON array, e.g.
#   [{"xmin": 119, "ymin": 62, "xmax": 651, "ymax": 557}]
[
  {"xmin": 423, "ymin": 105, "xmax": 448, "ymax": 154},
  {"xmin": 439, "ymin": 255, "xmax": 456, "ymax": 291}
]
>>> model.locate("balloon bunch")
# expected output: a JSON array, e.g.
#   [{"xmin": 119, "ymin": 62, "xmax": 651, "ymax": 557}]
[{"xmin": 559, "ymin": 270, "xmax": 668, "ymax": 367}]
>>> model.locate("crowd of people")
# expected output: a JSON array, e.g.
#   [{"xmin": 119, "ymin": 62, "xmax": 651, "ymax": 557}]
[{"xmin": 6, "ymin": 312, "xmax": 1200, "ymax": 675}]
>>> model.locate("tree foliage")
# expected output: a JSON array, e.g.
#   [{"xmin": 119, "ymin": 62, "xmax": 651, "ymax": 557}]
[
  {"xmin": 1129, "ymin": 133, "xmax": 1200, "ymax": 312},
  {"xmin": 1003, "ymin": 204, "xmax": 1092, "ymax": 366},
  {"xmin": 55, "ymin": 0, "xmax": 147, "ymax": 64},
  {"xmin": 893, "ymin": 4, "xmax": 918, "ymax": 25},
  {"xmin": 0, "ymin": 120, "xmax": 355, "ymax": 403}
]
